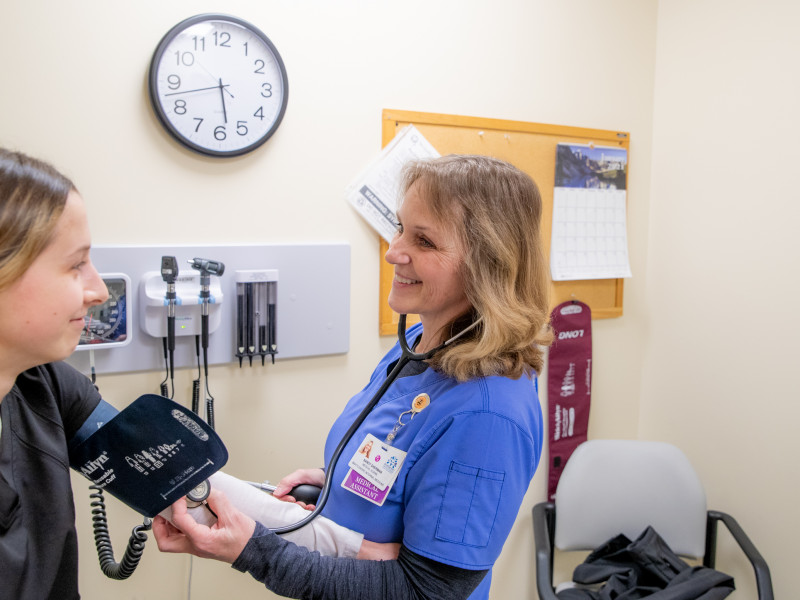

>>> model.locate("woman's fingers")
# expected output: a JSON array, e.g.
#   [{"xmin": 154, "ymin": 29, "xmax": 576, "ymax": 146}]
[
  {"xmin": 152, "ymin": 492, "xmax": 255, "ymax": 563},
  {"xmin": 273, "ymin": 468, "xmax": 325, "ymax": 503}
]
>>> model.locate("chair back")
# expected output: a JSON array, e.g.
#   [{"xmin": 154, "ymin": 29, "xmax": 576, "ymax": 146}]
[{"xmin": 554, "ymin": 439, "xmax": 707, "ymax": 557}]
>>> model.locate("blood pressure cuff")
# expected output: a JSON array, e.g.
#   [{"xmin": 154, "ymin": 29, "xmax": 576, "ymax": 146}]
[
  {"xmin": 68, "ymin": 394, "xmax": 228, "ymax": 517},
  {"xmin": 547, "ymin": 300, "xmax": 592, "ymax": 501}
]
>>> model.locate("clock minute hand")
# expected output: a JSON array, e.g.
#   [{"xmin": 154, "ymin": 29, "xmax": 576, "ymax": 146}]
[
  {"xmin": 218, "ymin": 78, "xmax": 230, "ymax": 124},
  {"xmin": 164, "ymin": 84, "xmax": 229, "ymax": 97}
]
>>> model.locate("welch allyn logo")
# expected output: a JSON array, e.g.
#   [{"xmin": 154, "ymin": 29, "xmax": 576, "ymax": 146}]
[{"xmin": 171, "ymin": 409, "xmax": 209, "ymax": 441}]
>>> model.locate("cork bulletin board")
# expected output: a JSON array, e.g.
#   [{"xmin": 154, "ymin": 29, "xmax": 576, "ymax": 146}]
[{"xmin": 378, "ymin": 109, "xmax": 630, "ymax": 335}]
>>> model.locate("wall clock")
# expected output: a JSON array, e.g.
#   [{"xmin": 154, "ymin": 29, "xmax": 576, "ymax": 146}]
[{"xmin": 148, "ymin": 14, "xmax": 288, "ymax": 157}]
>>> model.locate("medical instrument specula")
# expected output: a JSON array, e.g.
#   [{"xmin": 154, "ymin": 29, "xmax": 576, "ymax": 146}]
[
  {"xmin": 235, "ymin": 270, "xmax": 278, "ymax": 367},
  {"xmin": 267, "ymin": 281, "xmax": 277, "ymax": 362},
  {"xmin": 269, "ymin": 313, "xmax": 482, "ymax": 534}
]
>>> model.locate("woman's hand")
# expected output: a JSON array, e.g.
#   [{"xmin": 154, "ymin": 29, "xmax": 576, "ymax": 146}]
[
  {"xmin": 152, "ymin": 490, "xmax": 255, "ymax": 564},
  {"xmin": 272, "ymin": 468, "xmax": 325, "ymax": 510}
]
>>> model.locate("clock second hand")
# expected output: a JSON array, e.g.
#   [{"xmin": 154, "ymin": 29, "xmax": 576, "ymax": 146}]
[{"xmin": 195, "ymin": 60, "xmax": 235, "ymax": 98}]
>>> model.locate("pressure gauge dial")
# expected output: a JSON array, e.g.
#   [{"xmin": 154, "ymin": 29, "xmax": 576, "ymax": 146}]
[{"xmin": 77, "ymin": 274, "xmax": 132, "ymax": 350}]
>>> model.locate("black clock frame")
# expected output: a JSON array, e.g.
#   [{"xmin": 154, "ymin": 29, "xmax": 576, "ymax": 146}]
[{"xmin": 148, "ymin": 13, "xmax": 289, "ymax": 158}]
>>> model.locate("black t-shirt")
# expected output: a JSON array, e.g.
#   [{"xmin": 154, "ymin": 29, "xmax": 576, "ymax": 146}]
[{"xmin": 0, "ymin": 362, "xmax": 101, "ymax": 600}]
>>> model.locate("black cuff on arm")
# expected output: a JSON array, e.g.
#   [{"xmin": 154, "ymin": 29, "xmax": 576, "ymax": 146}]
[{"xmin": 232, "ymin": 522, "xmax": 488, "ymax": 600}]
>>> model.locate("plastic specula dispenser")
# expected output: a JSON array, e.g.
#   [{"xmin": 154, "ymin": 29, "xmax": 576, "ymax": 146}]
[{"xmin": 235, "ymin": 270, "xmax": 278, "ymax": 366}]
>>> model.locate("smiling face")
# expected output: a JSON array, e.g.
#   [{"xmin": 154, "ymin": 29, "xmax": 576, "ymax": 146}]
[
  {"xmin": 0, "ymin": 191, "xmax": 108, "ymax": 375},
  {"xmin": 384, "ymin": 182, "xmax": 472, "ymax": 346}
]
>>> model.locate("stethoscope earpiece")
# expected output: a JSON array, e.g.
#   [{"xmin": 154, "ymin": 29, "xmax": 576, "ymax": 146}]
[{"xmin": 397, "ymin": 313, "xmax": 483, "ymax": 360}]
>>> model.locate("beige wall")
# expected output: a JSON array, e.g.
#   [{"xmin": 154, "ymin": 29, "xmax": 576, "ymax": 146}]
[
  {"xmin": 3, "ymin": 0, "xmax": 791, "ymax": 599},
  {"xmin": 638, "ymin": 1, "xmax": 799, "ymax": 599}
]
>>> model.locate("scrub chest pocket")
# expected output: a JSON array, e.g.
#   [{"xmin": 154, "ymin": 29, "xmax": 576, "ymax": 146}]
[{"xmin": 436, "ymin": 461, "xmax": 505, "ymax": 547}]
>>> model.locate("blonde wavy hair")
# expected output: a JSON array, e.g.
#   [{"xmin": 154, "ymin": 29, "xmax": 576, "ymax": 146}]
[
  {"xmin": 0, "ymin": 148, "xmax": 74, "ymax": 291},
  {"xmin": 400, "ymin": 155, "xmax": 552, "ymax": 381}
]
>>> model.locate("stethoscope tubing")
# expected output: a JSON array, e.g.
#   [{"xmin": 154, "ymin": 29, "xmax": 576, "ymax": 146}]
[{"xmin": 269, "ymin": 313, "xmax": 481, "ymax": 534}]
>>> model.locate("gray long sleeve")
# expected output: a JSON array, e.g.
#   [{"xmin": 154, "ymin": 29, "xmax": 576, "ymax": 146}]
[
  {"xmin": 168, "ymin": 472, "xmax": 363, "ymax": 558},
  {"xmin": 232, "ymin": 522, "xmax": 488, "ymax": 599}
]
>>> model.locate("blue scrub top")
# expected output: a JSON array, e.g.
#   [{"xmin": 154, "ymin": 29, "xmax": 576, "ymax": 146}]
[{"xmin": 321, "ymin": 323, "xmax": 543, "ymax": 598}]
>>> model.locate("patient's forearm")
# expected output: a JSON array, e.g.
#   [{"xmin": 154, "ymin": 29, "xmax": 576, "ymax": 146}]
[{"xmin": 160, "ymin": 471, "xmax": 364, "ymax": 558}]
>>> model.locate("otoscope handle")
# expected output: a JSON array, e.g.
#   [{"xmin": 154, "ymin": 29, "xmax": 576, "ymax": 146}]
[{"xmin": 201, "ymin": 314, "xmax": 209, "ymax": 350}]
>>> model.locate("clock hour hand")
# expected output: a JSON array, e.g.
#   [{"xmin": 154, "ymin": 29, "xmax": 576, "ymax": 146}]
[
  {"xmin": 195, "ymin": 60, "xmax": 235, "ymax": 98},
  {"xmin": 164, "ymin": 84, "xmax": 231, "ymax": 97}
]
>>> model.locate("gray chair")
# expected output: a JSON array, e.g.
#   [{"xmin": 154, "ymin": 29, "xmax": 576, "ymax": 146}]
[{"xmin": 533, "ymin": 439, "xmax": 773, "ymax": 599}]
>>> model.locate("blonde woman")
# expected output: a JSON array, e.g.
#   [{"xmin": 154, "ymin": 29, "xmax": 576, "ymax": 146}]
[{"xmin": 155, "ymin": 155, "xmax": 553, "ymax": 600}]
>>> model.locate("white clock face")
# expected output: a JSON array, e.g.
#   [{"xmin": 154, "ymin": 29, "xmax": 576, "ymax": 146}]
[{"xmin": 150, "ymin": 15, "xmax": 288, "ymax": 157}]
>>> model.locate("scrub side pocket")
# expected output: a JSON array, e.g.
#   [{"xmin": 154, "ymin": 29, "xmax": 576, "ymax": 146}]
[
  {"xmin": 435, "ymin": 461, "xmax": 504, "ymax": 547},
  {"xmin": 0, "ymin": 474, "xmax": 20, "ymax": 532}
]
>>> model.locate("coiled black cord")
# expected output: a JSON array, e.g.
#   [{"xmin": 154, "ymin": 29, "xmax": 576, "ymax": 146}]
[
  {"xmin": 159, "ymin": 337, "xmax": 170, "ymax": 398},
  {"xmin": 89, "ymin": 485, "xmax": 152, "ymax": 580},
  {"xmin": 191, "ymin": 380, "xmax": 201, "ymax": 415},
  {"xmin": 192, "ymin": 335, "xmax": 201, "ymax": 415},
  {"xmin": 199, "ymin": 334, "xmax": 216, "ymax": 430},
  {"xmin": 205, "ymin": 397, "xmax": 215, "ymax": 430}
]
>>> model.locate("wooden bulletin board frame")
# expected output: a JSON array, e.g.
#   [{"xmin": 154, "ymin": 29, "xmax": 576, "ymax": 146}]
[{"xmin": 378, "ymin": 109, "xmax": 630, "ymax": 335}]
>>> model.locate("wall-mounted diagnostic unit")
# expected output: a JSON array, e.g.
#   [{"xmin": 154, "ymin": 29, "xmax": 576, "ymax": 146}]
[
  {"xmin": 139, "ymin": 270, "xmax": 224, "ymax": 339},
  {"xmin": 66, "ymin": 244, "xmax": 350, "ymax": 376}
]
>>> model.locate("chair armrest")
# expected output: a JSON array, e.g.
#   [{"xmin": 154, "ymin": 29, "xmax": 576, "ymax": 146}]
[
  {"xmin": 532, "ymin": 502, "xmax": 560, "ymax": 600},
  {"xmin": 706, "ymin": 510, "xmax": 774, "ymax": 600}
]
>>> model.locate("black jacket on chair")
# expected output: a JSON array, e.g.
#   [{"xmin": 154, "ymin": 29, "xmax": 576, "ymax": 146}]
[{"xmin": 558, "ymin": 526, "xmax": 734, "ymax": 600}]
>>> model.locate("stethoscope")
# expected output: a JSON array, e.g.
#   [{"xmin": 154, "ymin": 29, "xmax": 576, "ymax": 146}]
[{"xmin": 269, "ymin": 313, "xmax": 482, "ymax": 534}]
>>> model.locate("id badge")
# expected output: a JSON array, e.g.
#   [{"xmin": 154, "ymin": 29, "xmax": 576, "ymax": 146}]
[{"xmin": 341, "ymin": 434, "xmax": 406, "ymax": 506}]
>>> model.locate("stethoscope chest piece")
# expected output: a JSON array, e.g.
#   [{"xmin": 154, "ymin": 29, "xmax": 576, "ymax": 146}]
[{"xmin": 185, "ymin": 479, "xmax": 211, "ymax": 508}]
